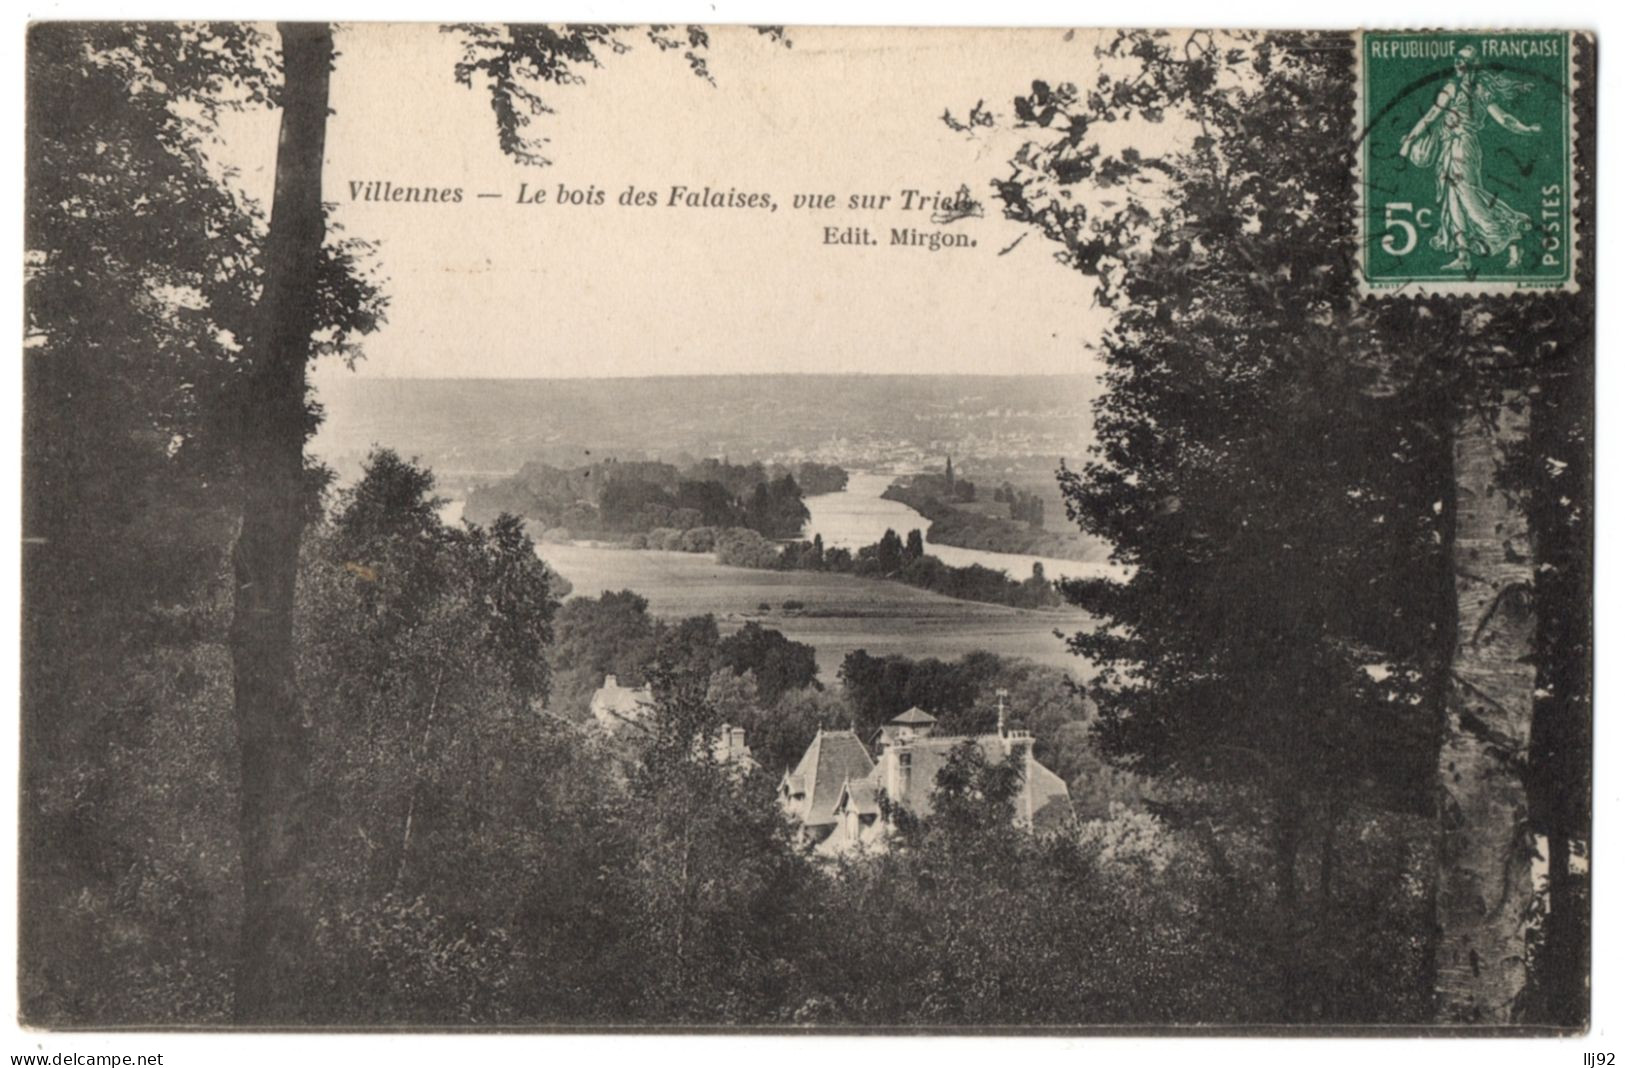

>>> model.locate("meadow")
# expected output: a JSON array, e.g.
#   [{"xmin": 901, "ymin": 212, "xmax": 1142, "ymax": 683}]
[{"xmin": 539, "ymin": 542, "xmax": 1092, "ymax": 681}]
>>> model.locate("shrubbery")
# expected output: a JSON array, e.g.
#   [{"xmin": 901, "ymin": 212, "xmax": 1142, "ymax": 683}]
[
  {"xmin": 466, "ymin": 458, "xmax": 836, "ymax": 542},
  {"xmin": 883, "ymin": 478, "xmax": 1103, "ymax": 562},
  {"xmin": 710, "ymin": 525, "xmax": 1064, "ymax": 610}
]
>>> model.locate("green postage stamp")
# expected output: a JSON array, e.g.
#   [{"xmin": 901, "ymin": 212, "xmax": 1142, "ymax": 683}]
[{"xmin": 1357, "ymin": 30, "xmax": 1580, "ymax": 296}]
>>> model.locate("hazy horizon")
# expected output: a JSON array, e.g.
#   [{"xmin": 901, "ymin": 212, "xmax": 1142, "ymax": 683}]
[{"xmin": 309, "ymin": 370, "xmax": 1102, "ymax": 489}]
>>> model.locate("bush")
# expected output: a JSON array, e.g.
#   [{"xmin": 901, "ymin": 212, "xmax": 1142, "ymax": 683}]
[
  {"xmin": 312, "ymin": 894, "xmax": 518, "ymax": 1025},
  {"xmin": 715, "ymin": 527, "xmax": 782, "ymax": 569},
  {"xmin": 679, "ymin": 526, "xmax": 718, "ymax": 553},
  {"xmin": 645, "ymin": 526, "xmax": 681, "ymax": 550}
]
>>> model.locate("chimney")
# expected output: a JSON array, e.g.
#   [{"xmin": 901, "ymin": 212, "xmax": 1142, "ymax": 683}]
[
  {"xmin": 605, "ymin": 674, "xmax": 618, "ymax": 689},
  {"xmin": 714, "ymin": 725, "xmax": 750, "ymax": 763}
]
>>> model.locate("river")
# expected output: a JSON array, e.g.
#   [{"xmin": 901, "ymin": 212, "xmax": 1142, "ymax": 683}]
[
  {"xmin": 803, "ymin": 472, "xmax": 1119, "ymax": 583},
  {"xmin": 443, "ymin": 471, "xmax": 1121, "ymax": 583}
]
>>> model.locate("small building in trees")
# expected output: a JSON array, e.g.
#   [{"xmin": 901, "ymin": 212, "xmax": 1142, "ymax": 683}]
[
  {"xmin": 713, "ymin": 723, "xmax": 760, "ymax": 776},
  {"xmin": 590, "ymin": 674, "xmax": 655, "ymax": 735},
  {"xmin": 868, "ymin": 705, "xmax": 938, "ymax": 749}
]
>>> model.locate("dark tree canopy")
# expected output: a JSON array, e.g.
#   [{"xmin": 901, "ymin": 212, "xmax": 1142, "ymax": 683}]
[
  {"xmin": 983, "ymin": 30, "xmax": 1456, "ymax": 819},
  {"xmin": 978, "ymin": 29, "xmax": 1591, "ymax": 1023},
  {"xmin": 23, "ymin": 23, "xmax": 384, "ymax": 1024},
  {"xmin": 24, "ymin": 23, "xmax": 383, "ymax": 611}
]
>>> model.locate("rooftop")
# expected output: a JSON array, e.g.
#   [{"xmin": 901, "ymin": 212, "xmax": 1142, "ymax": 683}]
[
  {"xmin": 781, "ymin": 729, "xmax": 876, "ymax": 827},
  {"xmin": 590, "ymin": 674, "xmax": 655, "ymax": 732}
]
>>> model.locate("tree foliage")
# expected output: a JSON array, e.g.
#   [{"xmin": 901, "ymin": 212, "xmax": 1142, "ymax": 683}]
[
  {"xmin": 975, "ymin": 29, "xmax": 1591, "ymax": 1022},
  {"xmin": 295, "ymin": 451, "xmax": 567, "ymax": 1023},
  {"xmin": 972, "ymin": 31, "xmax": 1465, "ymax": 1021},
  {"xmin": 22, "ymin": 23, "xmax": 383, "ymax": 1024}
]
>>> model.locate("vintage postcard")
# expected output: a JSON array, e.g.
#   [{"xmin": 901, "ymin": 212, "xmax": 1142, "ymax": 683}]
[{"xmin": 20, "ymin": 22, "xmax": 1595, "ymax": 1036}]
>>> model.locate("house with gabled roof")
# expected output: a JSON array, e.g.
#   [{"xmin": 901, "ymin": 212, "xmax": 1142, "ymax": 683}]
[
  {"xmin": 825, "ymin": 775, "xmax": 887, "ymax": 853},
  {"xmin": 777, "ymin": 728, "xmax": 875, "ymax": 848},
  {"xmin": 797, "ymin": 701, "xmax": 1074, "ymax": 855}
]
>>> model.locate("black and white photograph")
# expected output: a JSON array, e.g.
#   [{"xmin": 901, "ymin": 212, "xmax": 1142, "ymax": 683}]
[{"xmin": 14, "ymin": 9, "xmax": 1607, "ymax": 1051}]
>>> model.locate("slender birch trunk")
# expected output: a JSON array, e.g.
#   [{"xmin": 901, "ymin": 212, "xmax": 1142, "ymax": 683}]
[
  {"xmin": 1435, "ymin": 394, "xmax": 1537, "ymax": 1023},
  {"xmin": 394, "ymin": 666, "xmax": 448, "ymax": 893}
]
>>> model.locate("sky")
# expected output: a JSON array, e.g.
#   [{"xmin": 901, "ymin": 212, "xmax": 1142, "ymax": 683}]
[{"xmin": 216, "ymin": 24, "xmax": 1117, "ymax": 381}]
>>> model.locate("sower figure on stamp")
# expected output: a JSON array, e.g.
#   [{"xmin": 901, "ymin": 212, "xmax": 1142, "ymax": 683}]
[{"xmin": 1399, "ymin": 45, "xmax": 1541, "ymax": 270}]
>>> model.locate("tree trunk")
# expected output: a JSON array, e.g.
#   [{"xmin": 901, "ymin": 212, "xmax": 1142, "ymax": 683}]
[
  {"xmin": 1435, "ymin": 394, "xmax": 1537, "ymax": 1023},
  {"xmin": 1318, "ymin": 791, "xmax": 1338, "ymax": 915},
  {"xmin": 229, "ymin": 21, "xmax": 332, "ymax": 1025},
  {"xmin": 1525, "ymin": 331, "xmax": 1592, "ymax": 1028},
  {"xmin": 393, "ymin": 665, "xmax": 448, "ymax": 894},
  {"xmin": 1273, "ymin": 793, "xmax": 1304, "ymax": 1020}
]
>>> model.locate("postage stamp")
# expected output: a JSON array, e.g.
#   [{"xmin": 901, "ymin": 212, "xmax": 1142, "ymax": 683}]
[{"xmin": 1356, "ymin": 30, "xmax": 1579, "ymax": 296}]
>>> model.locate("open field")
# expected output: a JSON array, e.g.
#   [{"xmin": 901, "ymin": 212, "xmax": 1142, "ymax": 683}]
[{"xmin": 539, "ymin": 543, "xmax": 1093, "ymax": 681}]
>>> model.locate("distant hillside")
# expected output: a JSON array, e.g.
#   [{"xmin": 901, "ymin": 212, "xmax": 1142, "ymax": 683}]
[{"xmin": 308, "ymin": 374, "xmax": 1099, "ymax": 493}]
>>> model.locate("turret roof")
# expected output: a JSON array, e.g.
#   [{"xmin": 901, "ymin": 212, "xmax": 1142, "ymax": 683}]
[{"xmin": 785, "ymin": 729, "xmax": 875, "ymax": 827}]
